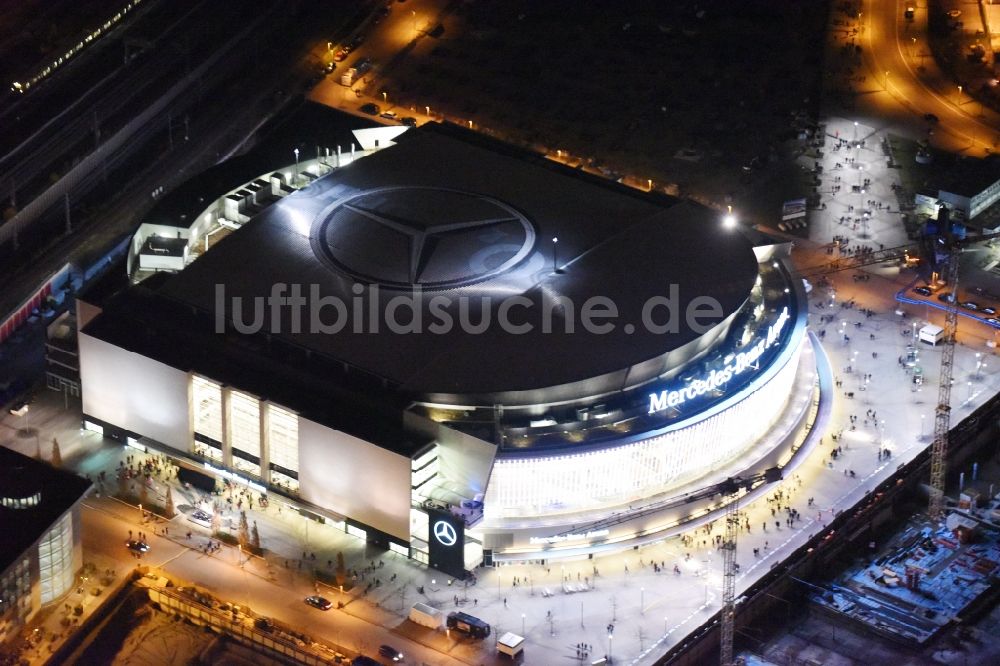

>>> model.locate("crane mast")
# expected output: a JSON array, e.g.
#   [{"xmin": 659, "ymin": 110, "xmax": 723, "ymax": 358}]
[
  {"xmin": 928, "ymin": 244, "xmax": 961, "ymax": 520},
  {"xmin": 719, "ymin": 478, "xmax": 743, "ymax": 666}
]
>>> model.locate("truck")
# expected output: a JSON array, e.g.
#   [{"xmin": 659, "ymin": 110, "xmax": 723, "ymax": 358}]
[
  {"xmin": 340, "ymin": 57, "xmax": 372, "ymax": 87},
  {"xmin": 408, "ymin": 602, "xmax": 443, "ymax": 629},
  {"xmin": 446, "ymin": 611, "xmax": 491, "ymax": 638}
]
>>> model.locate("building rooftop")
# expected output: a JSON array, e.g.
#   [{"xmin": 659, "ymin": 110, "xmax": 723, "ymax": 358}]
[
  {"xmin": 934, "ymin": 155, "xmax": 1000, "ymax": 199},
  {"xmin": 151, "ymin": 122, "xmax": 759, "ymax": 406},
  {"xmin": 0, "ymin": 446, "xmax": 91, "ymax": 573},
  {"xmin": 141, "ymin": 102, "xmax": 381, "ymax": 229}
]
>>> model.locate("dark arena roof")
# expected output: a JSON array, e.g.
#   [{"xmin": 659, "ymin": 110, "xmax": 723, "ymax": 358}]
[
  {"xmin": 0, "ymin": 446, "xmax": 91, "ymax": 572},
  {"xmin": 152, "ymin": 122, "xmax": 760, "ymax": 407}
]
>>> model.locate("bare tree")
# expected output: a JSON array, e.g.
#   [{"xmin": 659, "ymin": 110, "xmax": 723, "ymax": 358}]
[
  {"xmin": 238, "ymin": 510, "xmax": 250, "ymax": 548},
  {"xmin": 250, "ymin": 521, "xmax": 261, "ymax": 550},
  {"xmin": 164, "ymin": 486, "xmax": 175, "ymax": 518}
]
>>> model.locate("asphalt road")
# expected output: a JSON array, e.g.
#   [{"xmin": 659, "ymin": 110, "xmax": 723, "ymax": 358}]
[
  {"xmin": 80, "ymin": 497, "xmax": 470, "ymax": 665},
  {"xmin": 863, "ymin": 0, "xmax": 1000, "ymax": 153}
]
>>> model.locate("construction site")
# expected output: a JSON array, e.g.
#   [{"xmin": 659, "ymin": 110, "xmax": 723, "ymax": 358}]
[{"xmin": 809, "ymin": 506, "xmax": 1000, "ymax": 645}]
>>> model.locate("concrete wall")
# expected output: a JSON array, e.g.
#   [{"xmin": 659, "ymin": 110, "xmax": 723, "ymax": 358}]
[
  {"xmin": 297, "ymin": 418, "xmax": 411, "ymax": 541},
  {"xmin": 79, "ymin": 332, "xmax": 190, "ymax": 452}
]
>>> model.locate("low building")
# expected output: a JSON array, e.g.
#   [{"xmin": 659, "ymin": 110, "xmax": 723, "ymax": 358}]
[
  {"xmin": 913, "ymin": 154, "xmax": 1000, "ymax": 229},
  {"xmin": 0, "ymin": 447, "xmax": 91, "ymax": 643}
]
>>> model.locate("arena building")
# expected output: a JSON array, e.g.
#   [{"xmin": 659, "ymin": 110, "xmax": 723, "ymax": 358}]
[{"xmin": 77, "ymin": 107, "xmax": 815, "ymax": 576}]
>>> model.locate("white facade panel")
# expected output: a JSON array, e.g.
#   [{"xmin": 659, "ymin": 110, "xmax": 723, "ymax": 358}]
[
  {"xmin": 297, "ymin": 418, "xmax": 411, "ymax": 541},
  {"xmin": 79, "ymin": 332, "xmax": 189, "ymax": 452}
]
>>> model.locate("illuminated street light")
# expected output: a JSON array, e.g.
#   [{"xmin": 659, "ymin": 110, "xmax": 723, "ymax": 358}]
[
  {"xmin": 552, "ymin": 236, "xmax": 559, "ymax": 273},
  {"xmin": 723, "ymin": 205, "xmax": 737, "ymax": 229},
  {"xmin": 381, "ymin": 91, "xmax": 387, "ymax": 103},
  {"xmin": 647, "ymin": 178, "xmax": 653, "ymax": 191},
  {"xmin": 425, "ymin": 105, "xmax": 431, "ymax": 117},
  {"xmin": 293, "ymin": 148, "xmax": 300, "ymax": 187}
]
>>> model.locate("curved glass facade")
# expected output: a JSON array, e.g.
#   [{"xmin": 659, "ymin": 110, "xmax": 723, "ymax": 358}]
[
  {"xmin": 38, "ymin": 512, "xmax": 74, "ymax": 604},
  {"xmin": 484, "ymin": 339, "xmax": 802, "ymax": 520}
]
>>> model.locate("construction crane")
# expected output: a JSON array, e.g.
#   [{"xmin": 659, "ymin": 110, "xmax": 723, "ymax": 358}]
[
  {"xmin": 719, "ymin": 477, "xmax": 741, "ymax": 666},
  {"xmin": 928, "ymin": 221, "xmax": 965, "ymax": 521},
  {"xmin": 717, "ymin": 473, "xmax": 778, "ymax": 666}
]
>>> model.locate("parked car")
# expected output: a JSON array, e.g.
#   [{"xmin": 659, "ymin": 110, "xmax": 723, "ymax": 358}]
[
  {"xmin": 981, "ymin": 307, "xmax": 996, "ymax": 315},
  {"xmin": 380, "ymin": 111, "xmax": 398, "ymax": 120},
  {"xmin": 913, "ymin": 286, "xmax": 932, "ymax": 296},
  {"xmin": 360, "ymin": 103, "xmax": 380, "ymax": 115},
  {"xmin": 333, "ymin": 48, "xmax": 351, "ymax": 62},
  {"xmin": 400, "ymin": 116, "xmax": 417, "ymax": 126},
  {"xmin": 187, "ymin": 509, "xmax": 212, "ymax": 528},
  {"xmin": 960, "ymin": 301, "xmax": 979, "ymax": 311},
  {"xmin": 305, "ymin": 595, "xmax": 332, "ymax": 610},
  {"xmin": 938, "ymin": 293, "xmax": 956, "ymax": 303}
]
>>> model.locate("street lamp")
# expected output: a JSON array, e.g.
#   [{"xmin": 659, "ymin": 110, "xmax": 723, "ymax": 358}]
[
  {"xmin": 425, "ymin": 105, "xmax": 431, "ymax": 117},
  {"xmin": 551, "ymin": 237, "xmax": 559, "ymax": 273},
  {"xmin": 293, "ymin": 148, "xmax": 300, "ymax": 186},
  {"xmin": 381, "ymin": 91, "xmax": 387, "ymax": 103},
  {"xmin": 957, "ymin": 85, "xmax": 963, "ymax": 105},
  {"xmin": 723, "ymin": 205, "xmax": 736, "ymax": 229},
  {"xmin": 647, "ymin": 178, "xmax": 653, "ymax": 191}
]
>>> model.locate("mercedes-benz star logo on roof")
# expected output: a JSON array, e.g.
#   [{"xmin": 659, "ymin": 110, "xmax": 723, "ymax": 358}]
[
  {"xmin": 311, "ymin": 186, "xmax": 536, "ymax": 290},
  {"xmin": 433, "ymin": 519, "xmax": 458, "ymax": 547}
]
